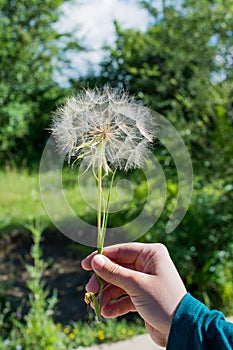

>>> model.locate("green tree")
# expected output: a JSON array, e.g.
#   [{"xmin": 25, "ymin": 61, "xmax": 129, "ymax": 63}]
[
  {"xmin": 78, "ymin": 0, "xmax": 233, "ymax": 177},
  {"xmin": 0, "ymin": 0, "xmax": 80, "ymax": 165},
  {"xmin": 76, "ymin": 0, "xmax": 233, "ymax": 312}
]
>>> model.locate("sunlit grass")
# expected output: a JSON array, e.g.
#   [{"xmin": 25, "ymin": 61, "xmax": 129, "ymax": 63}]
[
  {"xmin": 0, "ymin": 169, "xmax": 87, "ymax": 231},
  {"xmin": 0, "ymin": 169, "xmax": 47, "ymax": 229},
  {"xmin": 61, "ymin": 318, "xmax": 146, "ymax": 348},
  {"xmin": 0, "ymin": 168, "xmax": 135, "ymax": 232}
]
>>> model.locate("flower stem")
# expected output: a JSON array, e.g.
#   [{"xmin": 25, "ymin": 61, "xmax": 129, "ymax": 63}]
[
  {"xmin": 97, "ymin": 164, "xmax": 103, "ymax": 255},
  {"xmin": 96, "ymin": 163, "xmax": 104, "ymax": 322},
  {"xmin": 95, "ymin": 160, "xmax": 116, "ymax": 323}
]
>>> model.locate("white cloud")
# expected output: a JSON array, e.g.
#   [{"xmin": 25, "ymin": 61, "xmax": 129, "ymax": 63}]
[
  {"xmin": 56, "ymin": 0, "xmax": 161, "ymax": 83},
  {"xmin": 61, "ymin": 0, "xmax": 152, "ymax": 47}
]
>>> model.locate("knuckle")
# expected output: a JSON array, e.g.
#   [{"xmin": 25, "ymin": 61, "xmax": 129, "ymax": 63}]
[
  {"xmin": 106, "ymin": 262, "xmax": 121, "ymax": 283},
  {"xmin": 154, "ymin": 243, "xmax": 169, "ymax": 256},
  {"xmin": 105, "ymin": 262, "xmax": 136, "ymax": 292}
]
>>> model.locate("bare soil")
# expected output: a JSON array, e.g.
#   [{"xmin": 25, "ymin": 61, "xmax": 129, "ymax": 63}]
[{"xmin": 0, "ymin": 229, "xmax": 93, "ymax": 323}]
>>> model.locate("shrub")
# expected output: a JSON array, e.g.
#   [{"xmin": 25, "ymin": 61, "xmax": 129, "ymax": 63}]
[{"xmin": 139, "ymin": 179, "xmax": 233, "ymax": 315}]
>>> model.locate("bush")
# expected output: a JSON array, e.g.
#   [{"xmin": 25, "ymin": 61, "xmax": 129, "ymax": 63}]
[{"xmin": 139, "ymin": 179, "xmax": 233, "ymax": 315}]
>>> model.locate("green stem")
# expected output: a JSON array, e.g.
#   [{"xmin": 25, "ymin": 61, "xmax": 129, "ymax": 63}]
[
  {"xmin": 96, "ymin": 161, "xmax": 104, "ymax": 321},
  {"xmin": 100, "ymin": 168, "xmax": 117, "ymax": 250},
  {"xmin": 94, "ymin": 148, "xmax": 116, "ymax": 323},
  {"xmin": 97, "ymin": 164, "xmax": 103, "ymax": 254}
]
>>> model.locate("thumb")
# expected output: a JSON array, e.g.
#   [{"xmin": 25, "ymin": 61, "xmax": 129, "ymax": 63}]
[{"xmin": 91, "ymin": 254, "xmax": 137, "ymax": 293}]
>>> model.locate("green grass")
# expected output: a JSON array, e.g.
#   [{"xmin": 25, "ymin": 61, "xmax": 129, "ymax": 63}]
[
  {"xmin": 59, "ymin": 318, "xmax": 146, "ymax": 348},
  {"xmin": 0, "ymin": 168, "xmax": 141, "ymax": 234},
  {"xmin": 0, "ymin": 317, "xmax": 146, "ymax": 350},
  {"xmin": 0, "ymin": 168, "xmax": 89, "ymax": 232},
  {"xmin": 0, "ymin": 169, "xmax": 47, "ymax": 230}
]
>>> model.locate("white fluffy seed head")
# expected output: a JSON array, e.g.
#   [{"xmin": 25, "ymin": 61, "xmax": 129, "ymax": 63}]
[{"xmin": 51, "ymin": 85, "xmax": 157, "ymax": 173}]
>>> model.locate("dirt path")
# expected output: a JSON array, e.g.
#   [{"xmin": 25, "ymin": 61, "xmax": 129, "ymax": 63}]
[{"xmin": 78, "ymin": 334, "xmax": 165, "ymax": 350}]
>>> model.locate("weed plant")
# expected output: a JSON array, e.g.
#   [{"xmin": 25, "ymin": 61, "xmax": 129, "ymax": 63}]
[{"xmin": 0, "ymin": 221, "xmax": 145, "ymax": 349}]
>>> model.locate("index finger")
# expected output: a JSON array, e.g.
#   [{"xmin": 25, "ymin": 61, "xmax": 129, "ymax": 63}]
[{"xmin": 81, "ymin": 242, "xmax": 146, "ymax": 270}]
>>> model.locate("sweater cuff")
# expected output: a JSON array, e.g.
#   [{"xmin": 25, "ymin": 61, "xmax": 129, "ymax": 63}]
[{"xmin": 166, "ymin": 293, "xmax": 225, "ymax": 349}]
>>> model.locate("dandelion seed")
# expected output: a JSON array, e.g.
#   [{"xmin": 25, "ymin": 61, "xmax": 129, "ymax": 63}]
[{"xmin": 51, "ymin": 85, "xmax": 156, "ymax": 174}]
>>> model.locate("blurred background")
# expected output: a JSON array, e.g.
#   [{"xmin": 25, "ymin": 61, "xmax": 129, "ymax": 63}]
[{"xmin": 0, "ymin": 0, "xmax": 232, "ymax": 348}]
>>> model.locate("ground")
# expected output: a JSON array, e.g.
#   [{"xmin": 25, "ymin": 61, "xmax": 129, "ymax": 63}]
[{"xmin": 0, "ymin": 229, "xmax": 93, "ymax": 323}]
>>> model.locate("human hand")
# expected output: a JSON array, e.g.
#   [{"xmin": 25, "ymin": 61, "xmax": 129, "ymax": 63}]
[{"xmin": 82, "ymin": 243, "xmax": 187, "ymax": 347}]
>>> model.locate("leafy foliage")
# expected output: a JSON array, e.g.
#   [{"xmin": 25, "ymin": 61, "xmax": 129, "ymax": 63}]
[
  {"xmin": 0, "ymin": 0, "xmax": 79, "ymax": 165},
  {"xmin": 139, "ymin": 180, "xmax": 233, "ymax": 315},
  {"xmin": 78, "ymin": 0, "xmax": 233, "ymax": 177}
]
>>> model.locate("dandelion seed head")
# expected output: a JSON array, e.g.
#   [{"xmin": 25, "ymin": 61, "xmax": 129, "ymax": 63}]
[{"xmin": 51, "ymin": 85, "xmax": 157, "ymax": 173}]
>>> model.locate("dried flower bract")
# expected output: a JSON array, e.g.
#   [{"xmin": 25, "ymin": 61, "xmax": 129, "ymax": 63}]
[{"xmin": 51, "ymin": 85, "xmax": 156, "ymax": 174}]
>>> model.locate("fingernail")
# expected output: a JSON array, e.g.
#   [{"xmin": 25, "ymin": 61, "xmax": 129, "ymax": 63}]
[{"xmin": 93, "ymin": 254, "xmax": 106, "ymax": 269}]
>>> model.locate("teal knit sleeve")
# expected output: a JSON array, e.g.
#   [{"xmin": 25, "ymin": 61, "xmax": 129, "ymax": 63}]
[{"xmin": 167, "ymin": 293, "xmax": 233, "ymax": 350}]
